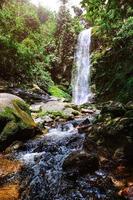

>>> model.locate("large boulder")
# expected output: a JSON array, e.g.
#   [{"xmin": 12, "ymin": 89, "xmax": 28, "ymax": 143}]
[
  {"xmin": 101, "ymin": 101, "xmax": 126, "ymax": 117},
  {"xmin": 84, "ymin": 101, "xmax": 133, "ymax": 165},
  {"xmin": 62, "ymin": 151, "xmax": 99, "ymax": 177},
  {"xmin": 0, "ymin": 93, "xmax": 25, "ymax": 112},
  {"xmin": 31, "ymin": 101, "xmax": 80, "ymax": 124},
  {"xmin": 0, "ymin": 93, "xmax": 38, "ymax": 151}
]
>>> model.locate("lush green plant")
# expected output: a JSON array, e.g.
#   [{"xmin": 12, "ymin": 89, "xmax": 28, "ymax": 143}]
[
  {"xmin": 51, "ymin": 1, "xmax": 82, "ymax": 86},
  {"xmin": 81, "ymin": 0, "xmax": 133, "ymax": 102},
  {"xmin": 0, "ymin": 0, "xmax": 56, "ymax": 90},
  {"xmin": 48, "ymin": 85, "xmax": 71, "ymax": 100}
]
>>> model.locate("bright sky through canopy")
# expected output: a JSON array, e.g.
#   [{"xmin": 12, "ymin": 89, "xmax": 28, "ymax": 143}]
[{"xmin": 31, "ymin": 0, "xmax": 81, "ymax": 12}]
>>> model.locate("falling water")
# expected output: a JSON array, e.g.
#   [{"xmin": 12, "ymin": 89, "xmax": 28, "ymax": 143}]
[{"xmin": 72, "ymin": 28, "xmax": 92, "ymax": 105}]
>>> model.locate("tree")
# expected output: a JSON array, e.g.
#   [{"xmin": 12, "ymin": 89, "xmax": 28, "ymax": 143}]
[{"xmin": 51, "ymin": 0, "xmax": 76, "ymax": 86}]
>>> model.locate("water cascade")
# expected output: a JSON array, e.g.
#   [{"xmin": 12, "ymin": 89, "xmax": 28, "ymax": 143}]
[
  {"xmin": 72, "ymin": 28, "xmax": 92, "ymax": 105},
  {"xmin": 7, "ymin": 117, "xmax": 112, "ymax": 200}
]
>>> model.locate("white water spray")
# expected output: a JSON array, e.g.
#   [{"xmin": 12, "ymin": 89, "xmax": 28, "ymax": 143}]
[{"xmin": 72, "ymin": 28, "xmax": 92, "ymax": 105}]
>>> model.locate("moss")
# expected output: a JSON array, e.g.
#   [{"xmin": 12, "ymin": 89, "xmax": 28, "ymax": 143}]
[
  {"xmin": 0, "ymin": 107, "xmax": 15, "ymax": 121},
  {"xmin": 12, "ymin": 100, "xmax": 36, "ymax": 128},
  {"xmin": 37, "ymin": 110, "xmax": 68, "ymax": 119},
  {"xmin": 48, "ymin": 85, "xmax": 71, "ymax": 100},
  {"xmin": 0, "ymin": 101, "xmax": 38, "ymax": 150},
  {"xmin": 0, "ymin": 121, "xmax": 19, "ymax": 142},
  {"xmin": 48, "ymin": 111, "xmax": 67, "ymax": 119},
  {"xmin": 13, "ymin": 99, "xmax": 31, "ymax": 115}
]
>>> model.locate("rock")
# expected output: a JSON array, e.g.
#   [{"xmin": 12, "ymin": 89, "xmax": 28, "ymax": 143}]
[
  {"xmin": 0, "ymin": 182, "xmax": 20, "ymax": 200},
  {"xmin": 124, "ymin": 143, "xmax": 133, "ymax": 165},
  {"xmin": 113, "ymin": 147, "xmax": 124, "ymax": 160},
  {"xmin": 101, "ymin": 101, "xmax": 126, "ymax": 117},
  {"xmin": 64, "ymin": 107, "xmax": 79, "ymax": 116},
  {"xmin": 32, "ymin": 101, "xmax": 81, "ymax": 122},
  {"xmin": 125, "ymin": 101, "xmax": 133, "ymax": 110},
  {"xmin": 35, "ymin": 116, "xmax": 53, "ymax": 124},
  {"xmin": 0, "ymin": 93, "xmax": 24, "ymax": 112},
  {"xmin": 62, "ymin": 151, "xmax": 99, "ymax": 175},
  {"xmin": 76, "ymin": 118, "xmax": 91, "ymax": 133},
  {"xmin": 120, "ymin": 186, "xmax": 133, "ymax": 199},
  {"xmin": 5, "ymin": 141, "xmax": 23, "ymax": 153},
  {"xmin": 0, "ymin": 93, "xmax": 39, "ymax": 151},
  {"xmin": 35, "ymin": 101, "xmax": 67, "ymax": 112},
  {"xmin": 0, "ymin": 156, "xmax": 22, "ymax": 177},
  {"xmin": 81, "ymin": 108, "xmax": 95, "ymax": 114},
  {"xmin": 10, "ymin": 87, "xmax": 50, "ymax": 103},
  {"xmin": 30, "ymin": 104, "xmax": 42, "ymax": 112},
  {"xmin": 125, "ymin": 110, "xmax": 133, "ymax": 118}
]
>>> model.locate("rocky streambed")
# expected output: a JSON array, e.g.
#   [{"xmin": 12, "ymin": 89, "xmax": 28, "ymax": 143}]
[{"xmin": 0, "ymin": 93, "xmax": 133, "ymax": 200}]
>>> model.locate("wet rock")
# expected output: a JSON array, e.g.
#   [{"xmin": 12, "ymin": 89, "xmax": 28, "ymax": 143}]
[
  {"xmin": 69, "ymin": 117, "xmax": 91, "ymax": 128},
  {"xmin": 0, "ymin": 183, "xmax": 20, "ymax": 200},
  {"xmin": 32, "ymin": 101, "xmax": 81, "ymax": 123},
  {"xmin": 35, "ymin": 116, "xmax": 53, "ymax": 125},
  {"xmin": 125, "ymin": 101, "xmax": 133, "ymax": 110},
  {"xmin": 63, "ymin": 151, "xmax": 99, "ymax": 176},
  {"xmin": 101, "ymin": 101, "xmax": 126, "ymax": 117},
  {"xmin": 5, "ymin": 141, "xmax": 24, "ymax": 153},
  {"xmin": 0, "ymin": 156, "xmax": 22, "ymax": 177},
  {"xmin": 10, "ymin": 86, "xmax": 50, "ymax": 103},
  {"xmin": 124, "ymin": 143, "xmax": 133, "ymax": 166},
  {"xmin": 125, "ymin": 110, "xmax": 133, "ymax": 118},
  {"xmin": 113, "ymin": 147, "xmax": 124, "ymax": 160},
  {"xmin": 63, "ymin": 107, "xmax": 78, "ymax": 117},
  {"xmin": 120, "ymin": 185, "xmax": 133, "ymax": 200},
  {"xmin": 83, "ymin": 101, "xmax": 133, "ymax": 164},
  {"xmin": 81, "ymin": 108, "xmax": 95, "ymax": 114},
  {"xmin": 0, "ymin": 93, "xmax": 39, "ymax": 151}
]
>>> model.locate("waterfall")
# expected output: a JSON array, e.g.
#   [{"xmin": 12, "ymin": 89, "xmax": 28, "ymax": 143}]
[{"xmin": 72, "ymin": 28, "xmax": 92, "ymax": 105}]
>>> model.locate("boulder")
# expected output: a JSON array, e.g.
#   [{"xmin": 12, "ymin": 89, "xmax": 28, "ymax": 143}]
[
  {"xmin": 0, "ymin": 93, "xmax": 24, "ymax": 112},
  {"xmin": 125, "ymin": 101, "xmax": 133, "ymax": 110},
  {"xmin": 31, "ymin": 101, "xmax": 81, "ymax": 123},
  {"xmin": 63, "ymin": 151, "xmax": 99, "ymax": 176},
  {"xmin": 101, "ymin": 101, "xmax": 126, "ymax": 117},
  {"xmin": 0, "ymin": 93, "xmax": 38, "ymax": 151}
]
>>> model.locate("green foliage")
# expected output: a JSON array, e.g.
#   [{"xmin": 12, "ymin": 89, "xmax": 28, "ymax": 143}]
[
  {"xmin": 81, "ymin": 0, "xmax": 133, "ymax": 103},
  {"xmin": 0, "ymin": 0, "xmax": 56, "ymax": 90},
  {"xmin": 114, "ymin": 16, "xmax": 133, "ymax": 40},
  {"xmin": 0, "ymin": 0, "xmax": 83, "ymax": 98},
  {"xmin": 51, "ymin": 4, "xmax": 81, "ymax": 86},
  {"xmin": 48, "ymin": 85, "xmax": 71, "ymax": 100}
]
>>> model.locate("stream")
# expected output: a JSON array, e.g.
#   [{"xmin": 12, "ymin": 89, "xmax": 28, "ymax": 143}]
[{"xmin": 4, "ymin": 115, "xmax": 118, "ymax": 200}]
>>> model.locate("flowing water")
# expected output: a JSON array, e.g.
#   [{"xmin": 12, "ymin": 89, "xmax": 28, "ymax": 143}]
[
  {"xmin": 4, "ymin": 116, "xmax": 117, "ymax": 200},
  {"xmin": 72, "ymin": 28, "xmax": 92, "ymax": 105}
]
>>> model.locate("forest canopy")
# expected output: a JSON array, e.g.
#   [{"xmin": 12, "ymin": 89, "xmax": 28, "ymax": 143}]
[{"xmin": 0, "ymin": 0, "xmax": 133, "ymax": 101}]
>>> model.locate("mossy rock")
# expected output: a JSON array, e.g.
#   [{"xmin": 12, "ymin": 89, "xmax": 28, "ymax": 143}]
[
  {"xmin": 101, "ymin": 101, "xmax": 126, "ymax": 117},
  {"xmin": 0, "ymin": 93, "xmax": 38, "ymax": 151},
  {"xmin": 125, "ymin": 110, "xmax": 133, "ymax": 118},
  {"xmin": 125, "ymin": 101, "xmax": 133, "ymax": 110},
  {"xmin": 0, "ymin": 93, "xmax": 25, "ymax": 112}
]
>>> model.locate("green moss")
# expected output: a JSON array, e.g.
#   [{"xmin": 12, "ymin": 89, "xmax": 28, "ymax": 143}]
[
  {"xmin": 0, "ymin": 121, "xmax": 19, "ymax": 142},
  {"xmin": 12, "ymin": 100, "xmax": 36, "ymax": 127},
  {"xmin": 48, "ymin": 85, "xmax": 71, "ymax": 100},
  {"xmin": 37, "ymin": 110, "xmax": 67, "ymax": 119},
  {"xmin": 13, "ymin": 99, "xmax": 31, "ymax": 115},
  {"xmin": 0, "ymin": 107, "xmax": 15, "ymax": 121},
  {"xmin": 48, "ymin": 111, "xmax": 67, "ymax": 119}
]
